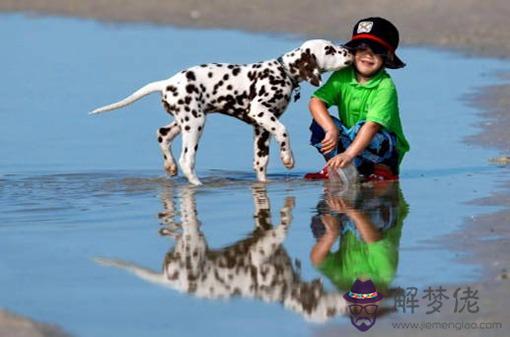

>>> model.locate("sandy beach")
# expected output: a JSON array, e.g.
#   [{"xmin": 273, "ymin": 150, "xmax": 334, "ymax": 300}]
[
  {"xmin": 1, "ymin": 0, "xmax": 510, "ymax": 57},
  {"xmin": 1, "ymin": 1, "xmax": 509, "ymax": 336}
]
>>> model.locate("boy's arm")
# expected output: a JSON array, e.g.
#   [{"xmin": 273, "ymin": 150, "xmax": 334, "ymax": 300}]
[
  {"xmin": 310, "ymin": 214, "xmax": 339, "ymax": 266},
  {"xmin": 309, "ymin": 97, "xmax": 338, "ymax": 154},
  {"xmin": 326, "ymin": 196, "xmax": 381, "ymax": 243},
  {"xmin": 327, "ymin": 121, "xmax": 380, "ymax": 169}
]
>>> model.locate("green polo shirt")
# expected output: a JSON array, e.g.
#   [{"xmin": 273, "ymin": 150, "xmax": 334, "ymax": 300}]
[{"xmin": 313, "ymin": 67, "xmax": 410, "ymax": 164}]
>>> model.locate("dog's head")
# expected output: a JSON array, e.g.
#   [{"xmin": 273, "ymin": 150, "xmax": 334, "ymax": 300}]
[{"xmin": 286, "ymin": 39, "xmax": 353, "ymax": 86}]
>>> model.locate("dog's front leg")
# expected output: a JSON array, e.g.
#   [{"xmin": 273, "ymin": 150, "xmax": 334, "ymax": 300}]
[
  {"xmin": 248, "ymin": 103, "xmax": 294, "ymax": 170},
  {"xmin": 253, "ymin": 126, "xmax": 271, "ymax": 182}
]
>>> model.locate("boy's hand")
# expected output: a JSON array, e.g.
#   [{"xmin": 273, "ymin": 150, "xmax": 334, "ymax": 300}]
[
  {"xmin": 320, "ymin": 214, "xmax": 340, "ymax": 237},
  {"xmin": 320, "ymin": 128, "xmax": 338, "ymax": 154},
  {"xmin": 327, "ymin": 152, "xmax": 354, "ymax": 169},
  {"xmin": 325, "ymin": 196, "xmax": 352, "ymax": 214}
]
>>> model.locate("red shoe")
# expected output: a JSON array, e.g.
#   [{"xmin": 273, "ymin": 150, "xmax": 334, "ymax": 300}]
[
  {"xmin": 367, "ymin": 165, "xmax": 399, "ymax": 181},
  {"xmin": 304, "ymin": 166, "xmax": 329, "ymax": 180}
]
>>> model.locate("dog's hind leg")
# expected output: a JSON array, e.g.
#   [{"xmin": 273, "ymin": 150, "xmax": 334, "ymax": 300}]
[
  {"xmin": 157, "ymin": 121, "xmax": 181, "ymax": 176},
  {"xmin": 253, "ymin": 126, "xmax": 271, "ymax": 182},
  {"xmin": 178, "ymin": 114, "xmax": 206, "ymax": 186}
]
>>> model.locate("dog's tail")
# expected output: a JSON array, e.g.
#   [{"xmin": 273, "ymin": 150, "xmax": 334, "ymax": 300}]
[{"xmin": 90, "ymin": 80, "xmax": 167, "ymax": 115}]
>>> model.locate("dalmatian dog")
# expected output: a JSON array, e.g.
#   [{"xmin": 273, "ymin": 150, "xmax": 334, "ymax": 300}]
[
  {"xmin": 91, "ymin": 39, "xmax": 352, "ymax": 185},
  {"xmin": 95, "ymin": 184, "xmax": 348, "ymax": 322}
]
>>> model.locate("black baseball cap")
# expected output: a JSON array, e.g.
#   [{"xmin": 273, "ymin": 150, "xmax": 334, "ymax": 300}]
[{"xmin": 345, "ymin": 17, "xmax": 406, "ymax": 69}]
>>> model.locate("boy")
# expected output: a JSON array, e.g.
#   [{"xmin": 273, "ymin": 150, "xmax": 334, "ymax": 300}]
[{"xmin": 305, "ymin": 17, "xmax": 409, "ymax": 181}]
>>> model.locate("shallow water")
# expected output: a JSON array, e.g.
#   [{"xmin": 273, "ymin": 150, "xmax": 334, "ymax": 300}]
[{"xmin": 1, "ymin": 14, "xmax": 509, "ymax": 337}]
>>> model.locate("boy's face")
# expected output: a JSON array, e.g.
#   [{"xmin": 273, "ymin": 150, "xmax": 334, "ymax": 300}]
[{"xmin": 354, "ymin": 45, "xmax": 385, "ymax": 79}]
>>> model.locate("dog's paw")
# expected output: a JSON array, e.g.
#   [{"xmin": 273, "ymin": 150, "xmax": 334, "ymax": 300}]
[
  {"xmin": 282, "ymin": 153, "xmax": 295, "ymax": 169},
  {"xmin": 165, "ymin": 164, "xmax": 178, "ymax": 176},
  {"xmin": 256, "ymin": 171, "xmax": 268, "ymax": 182}
]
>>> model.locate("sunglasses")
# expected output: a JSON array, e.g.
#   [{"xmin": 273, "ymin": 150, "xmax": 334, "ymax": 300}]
[{"xmin": 349, "ymin": 304, "xmax": 378, "ymax": 315}]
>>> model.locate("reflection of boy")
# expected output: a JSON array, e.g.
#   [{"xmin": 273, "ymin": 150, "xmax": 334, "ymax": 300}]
[
  {"xmin": 306, "ymin": 17, "xmax": 409, "ymax": 180},
  {"xmin": 310, "ymin": 184, "xmax": 408, "ymax": 294}
]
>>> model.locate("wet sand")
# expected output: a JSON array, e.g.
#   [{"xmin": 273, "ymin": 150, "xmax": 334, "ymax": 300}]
[
  {"xmin": 1, "ymin": 1, "xmax": 509, "ymax": 335},
  {"xmin": 0, "ymin": 310, "xmax": 72, "ymax": 337},
  {"xmin": 1, "ymin": 0, "xmax": 510, "ymax": 58}
]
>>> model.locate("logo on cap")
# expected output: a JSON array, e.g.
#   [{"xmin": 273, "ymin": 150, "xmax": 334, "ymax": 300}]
[{"xmin": 357, "ymin": 21, "xmax": 373, "ymax": 34}]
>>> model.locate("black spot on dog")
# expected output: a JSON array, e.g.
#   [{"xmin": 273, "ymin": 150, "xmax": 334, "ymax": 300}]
[
  {"xmin": 186, "ymin": 84, "xmax": 197, "ymax": 94},
  {"xmin": 324, "ymin": 45, "xmax": 336, "ymax": 56},
  {"xmin": 159, "ymin": 127, "xmax": 170, "ymax": 136},
  {"xmin": 223, "ymin": 74, "xmax": 229, "ymax": 81},
  {"xmin": 184, "ymin": 125, "xmax": 191, "ymax": 131},
  {"xmin": 208, "ymin": 72, "xmax": 213, "ymax": 78},
  {"xmin": 256, "ymin": 132, "xmax": 270, "ymax": 157},
  {"xmin": 158, "ymin": 136, "xmax": 163, "ymax": 143},
  {"xmin": 186, "ymin": 71, "xmax": 196, "ymax": 81},
  {"xmin": 232, "ymin": 68, "xmax": 241, "ymax": 76}
]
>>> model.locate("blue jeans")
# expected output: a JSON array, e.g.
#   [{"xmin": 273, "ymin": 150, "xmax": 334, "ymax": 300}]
[{"xmin": 309, "ymin": 116, "xmax": 399, "ymax": 175}]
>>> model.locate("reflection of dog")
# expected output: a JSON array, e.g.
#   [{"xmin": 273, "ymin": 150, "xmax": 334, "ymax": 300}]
[
  {"xmin": 95, "ymin": 184, "xmax": 347, "ymax": 322},
  {"xmin": 91, "ymin": 40, "xmax": 352, "ymax": 185}
]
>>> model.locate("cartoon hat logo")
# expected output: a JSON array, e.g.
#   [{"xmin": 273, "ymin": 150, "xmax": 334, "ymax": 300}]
[{"xmin": 344, "ymin": 279, "xmax": 383, "ymax": 332}]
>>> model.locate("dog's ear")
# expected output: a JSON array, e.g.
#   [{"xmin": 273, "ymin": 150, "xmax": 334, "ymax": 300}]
[
  {"xmin": 309, "ymin": 68, "xmax": 322, "ymax": 87},
  {"xmin": 292, "ymin": 48, "xmax": 322, "ymax": 87}
]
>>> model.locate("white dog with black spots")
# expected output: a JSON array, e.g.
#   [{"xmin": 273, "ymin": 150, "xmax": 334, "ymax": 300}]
[{"xmin": 91, "ymin": 39, "xmax": 352, "ymax": 185}]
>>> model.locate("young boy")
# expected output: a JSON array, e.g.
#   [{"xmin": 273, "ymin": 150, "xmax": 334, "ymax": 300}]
[{"xmin": 305, "ymin": 17, "xmax": 409, "ymax": 181}]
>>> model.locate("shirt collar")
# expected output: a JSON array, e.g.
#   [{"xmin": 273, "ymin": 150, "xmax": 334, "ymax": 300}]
[{"xmin": 349, "ymin": 67, "xmax": 386, "ymax": 88}]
